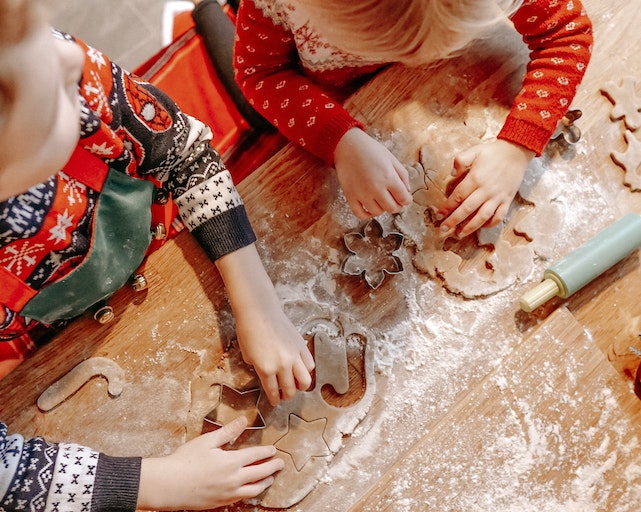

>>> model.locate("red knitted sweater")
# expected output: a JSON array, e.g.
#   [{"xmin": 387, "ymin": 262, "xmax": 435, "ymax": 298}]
[{"xmin": 234, "ymin": 0, "xmax": 593, "ymax": 162}]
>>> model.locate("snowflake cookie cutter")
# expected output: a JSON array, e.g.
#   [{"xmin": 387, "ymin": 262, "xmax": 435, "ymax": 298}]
[{"xmin": 341, "ymin": 218, "xmax": 404, "ymax": 289}]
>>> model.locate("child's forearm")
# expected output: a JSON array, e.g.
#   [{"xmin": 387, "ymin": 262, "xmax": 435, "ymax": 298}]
[{"xmin": 215, "ymin": 244, "xmax": 280, "ymax": 318}]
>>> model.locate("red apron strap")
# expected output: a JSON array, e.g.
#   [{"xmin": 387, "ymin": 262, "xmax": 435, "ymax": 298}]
[
  {"xmin": 63, "ymin": 146, "xmax": 110, "ymax": 191},
  {"xmin": 0, "ymin": 265, "xmax": 37, "ymax": 312},
  {"xmin": 0, "ymin": 146, "xmax": 109, "ymax": 313}
]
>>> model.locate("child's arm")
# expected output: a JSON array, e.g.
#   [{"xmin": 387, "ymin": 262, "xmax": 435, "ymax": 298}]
[
  {"xmin": 1, "ymin": 418, "xmax": 284, "ymax": 512},
  {"xmin": 215, "ymin": 244, "xmax": 315, "ymax": 406},
  {"xmin": 233, "ymin": 0, "xmax": 360, "ymax": 165},
  {"xmin": 234, "ymin": 0, "xmax": 412, "ymax": 217},
  {"xmin": 437, "ymin": 0, "xmax": 593, "ymax": 237},
  {"xmin": 1, "ymin": 421, "xmax": 141, "ymax": 512},
  {"xmin": 334, "ymin": 128, "xmax": 412, "ymax": 218},
  {"xmin": 138, "ymin": 417, "xmax": 284, "ymax": 510}
]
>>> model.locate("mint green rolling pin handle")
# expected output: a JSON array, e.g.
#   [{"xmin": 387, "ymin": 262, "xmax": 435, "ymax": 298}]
[{"xmin": 520, "ymin": 213, "xmax": 641, "ymax": 312}]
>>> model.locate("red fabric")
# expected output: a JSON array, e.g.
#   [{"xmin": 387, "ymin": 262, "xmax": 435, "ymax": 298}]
[
  {"xmin": 135, "ymin": 28, "xmax": 249, "ymax": 159},
  {"xmin": 63, "ymin": 146, "xmax": 109, "ymax": 191},
  {"xmin": 0, "ymin": 268, "xmax": 36, "ymax": 312},
  {"xmin": 234, "ymin": 0, "xmax": 593, "ymax": 159},
  {"xmin": 133, "ymin": 10, "xmax": 284, "ymax": 183}
]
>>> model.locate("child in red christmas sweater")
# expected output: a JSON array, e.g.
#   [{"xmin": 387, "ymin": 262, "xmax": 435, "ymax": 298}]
[
  {"xmin": 233, "ymin": 0, "xmax": 593, "ymax": 238},
  {"xmin": 0, "ymin": 0, "xmax": 314, "ymax": 510}
]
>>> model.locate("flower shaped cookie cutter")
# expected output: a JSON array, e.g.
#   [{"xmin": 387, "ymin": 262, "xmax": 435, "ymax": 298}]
[{"xmin": 341, "ymin": 218, "xmax": 404, "ymax": 289}]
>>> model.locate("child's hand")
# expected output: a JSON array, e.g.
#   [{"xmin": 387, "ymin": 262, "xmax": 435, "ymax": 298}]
[
  {"xmin": 215, "ymin": 245, "xmax": 315, "ymax": 407},
  {"xmin": 235, "ymin": 300, "xmax": 315, "ymax": 406},
  {"xmin": 334, "ymin": 128, "xmax": 412, "ymax": 218},
  {"xmin": 138, "ymin": 417, "xmax": 284, "ymax": 510},
  {"xmin": 437, "ymin": 140, "xmax": 534, "ymax": 237}
]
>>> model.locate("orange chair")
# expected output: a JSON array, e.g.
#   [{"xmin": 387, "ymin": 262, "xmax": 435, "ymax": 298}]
[{"xmin": 134, "ymin": 0, "xmax": 285, "ymax": 184}]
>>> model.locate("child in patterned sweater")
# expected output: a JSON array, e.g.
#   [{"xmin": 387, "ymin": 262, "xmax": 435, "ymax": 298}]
[
  {"xmin": 0, "ymin": 0, "xmax": 314, "ymax": 510},
  {"xmin": 233, "ymin": 0, "xmax": 593, "ymax": 238}
]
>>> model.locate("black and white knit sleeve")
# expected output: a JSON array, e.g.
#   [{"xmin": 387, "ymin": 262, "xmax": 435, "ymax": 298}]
[
  {"xmin": 115, "ymin": 69, "xmax": 257, "ymax": 262},
  {"xmin": 165, "ymin": 114, "xmax": 257, "ymax": 262},
  {"xmin": 1, "ymin": 422, "xmax": 141, "ymax": 512}
]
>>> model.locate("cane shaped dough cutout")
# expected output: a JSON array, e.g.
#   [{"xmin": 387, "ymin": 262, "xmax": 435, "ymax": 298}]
[{"xmin": 37, "ymin": 356, "xmax": 125, "ymax": 412}]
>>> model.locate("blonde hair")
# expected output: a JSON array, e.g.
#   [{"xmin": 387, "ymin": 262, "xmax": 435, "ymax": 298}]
[{"xmin": 296, "ymin": 0, "xmax": 523, "ymax": 65}]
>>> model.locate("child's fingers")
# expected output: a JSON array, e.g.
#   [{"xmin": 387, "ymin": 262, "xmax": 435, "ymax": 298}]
[
  {"xmin": 362, "ymin": 199, "xmax": 384, "ymax": 217},
  {"xmin": 277, "ymin": 370, "xmax": 297, "ymax": 402},
  {"xmin": 293, "ymin": 358, "xmax": 312, "ymax": 391},
  {"xmin": 233, "ymin": 444, "xmax": 281, "ymax": 468},
  {"xmin": 453, "ymin": 148, "xmax": 477, "ymax": 176},
  {"xmin": 260, "ymin": 373, "xmax": 281, "ymax": 406},
  {"xmin": 204, "ymin": 416, "xmax": 248, "ymax": 447},
  {"xmin": 348, "ymin": 198, "xmax": 372, "ymax": 219},
  {"xmin": 301, "ymin": 346, "xmax": 315, "ymax": 372},
  {"xmin": 385, "ymin": 183, "xmax": 412, "ymax": 210},
  {"xmin": 392, "ymin": 161, "xmax": 412, "ymax": 193},
  {"xmin": 236, "ymin": 475, "xmax": 277, "ymax": 500}
]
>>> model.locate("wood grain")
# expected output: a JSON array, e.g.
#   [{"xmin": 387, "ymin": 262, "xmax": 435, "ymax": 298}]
[{"xmin": 2, "ymin": 0, "xmax": 641, "ymax": 510}]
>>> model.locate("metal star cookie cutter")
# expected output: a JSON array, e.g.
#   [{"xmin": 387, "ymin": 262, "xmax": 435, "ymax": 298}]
[
  {"xmin": 203, "ymin": 383, "xmax": 266, "ymax": 430},
  {"xmin": 341, "ymin": 218, "xmax": 404, "ymax": 289}
]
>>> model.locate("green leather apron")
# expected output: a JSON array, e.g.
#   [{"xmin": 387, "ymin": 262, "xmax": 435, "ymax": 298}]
[{"xmin": 1, "ymin": 148, "xmax": 156, "ymax": 325}]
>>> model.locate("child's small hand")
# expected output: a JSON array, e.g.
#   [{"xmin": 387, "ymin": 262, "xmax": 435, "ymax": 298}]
[
  {"xmin": 334, "ymin": 128, "xmax": 412, "ymax": 218},
  {"xmin": 235, "ymin": 302, "xmax": 314, "ymax": 406},
  {"xmin": 216, "ymin": 245, "xmax": 315, "ymax": 406},
  {"xmin": 437, "ymin": 140, "xmax": 534, "ymax": 237},
  {"xmin": 138, "ymin": 417, "xmax": 285, "ymax": 510}
]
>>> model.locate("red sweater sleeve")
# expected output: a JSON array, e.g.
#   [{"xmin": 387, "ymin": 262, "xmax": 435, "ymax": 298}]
[
  {"xmin": 233, "ymin": 0, "xmax": 362, "ymax": 165},
  {"xmin": 498, "ymin": 0, "xmax": 593, "ymax": 155}
]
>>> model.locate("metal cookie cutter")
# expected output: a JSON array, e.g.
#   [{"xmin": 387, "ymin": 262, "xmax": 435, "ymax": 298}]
[
  {"xmin": 341, "ymin": 218, "xmax": 404, "ymax": 289},
  {"xmin": 203, "ymin": 384, "xmax": 266, "ymax": 430},
  {"xmin": 551, "ymin": 109, "xmax": 583, "ymax": 145}
]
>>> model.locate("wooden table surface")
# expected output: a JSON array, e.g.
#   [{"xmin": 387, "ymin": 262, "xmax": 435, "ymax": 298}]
[{"xmin": 3, "ymin": 0, "xmax": 641, "ymax": 510}]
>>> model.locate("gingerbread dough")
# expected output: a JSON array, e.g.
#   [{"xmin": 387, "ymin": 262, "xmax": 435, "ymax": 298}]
[
  {"xmin": 37, "ymin": 356, "xmax": 125, "ymax": 412},
  {"xmin": 611, "ymin": 130, "xmax": 641, "ymax": 191},
  {"xmin": 196, "ymin": 308, "xmax": 375, "ymax": 509},
  {"xmin": 393, "ymin": 102, "xmax": 535, "ymax": 298},
  {"xmin": 601, "ymin": 77, "xmax": 641, "ymax": 131},
  {"xmin": 600, "ymin": 77, "xmax": 641, "ymax": 191}
]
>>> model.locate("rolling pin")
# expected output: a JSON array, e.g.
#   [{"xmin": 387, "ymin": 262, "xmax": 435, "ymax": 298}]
[{"xmin": 520, "ymin": 212, "xmax": 641, "ymax": 312}]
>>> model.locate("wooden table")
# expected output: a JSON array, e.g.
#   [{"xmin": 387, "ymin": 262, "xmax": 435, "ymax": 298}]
[{"xmin": 3, "ymin": 0, "xmax": 641, "ymax": 510}]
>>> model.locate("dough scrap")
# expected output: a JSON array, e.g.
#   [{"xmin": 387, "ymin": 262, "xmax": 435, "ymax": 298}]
[
  {"xmin": 202, "ymin": 312, "xmax": 375, "ymax": 509},
  {"xmin": 600, "ymin": 77, "xmax": 641, "ymax": 131},
  {"xmin": 394, "ymin": 103, "xmax": 535, "ymax": 299},
  {"xmin": 37, "ymin": 356, "xmax": 125, "ymax": 412},
  {"xmin": 611, "ymin": 130, "xmax": 641, "ymax": 191}
]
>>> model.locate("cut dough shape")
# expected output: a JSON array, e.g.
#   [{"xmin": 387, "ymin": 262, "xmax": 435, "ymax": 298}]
[
  {"xmin": 601, "ymin": 77, "xmax": 641, "ymax": 131},
  {"xmin": 395, "ymin": 141, "xmax": 533, "ymax": 298},
  {"xmin": 202, "ymin": 313, "xmax": 375, "ymax": 509},
  {"xmin": 37, "ymin": 356, "xmax": 125, "ymax": 412},
  {"xmin": 611, "ymin": 130, "xmax": 641, "ymax": 191},
  {"xmin": 274, "ymin": 415, "xmax": 331, "ymax": 471}
]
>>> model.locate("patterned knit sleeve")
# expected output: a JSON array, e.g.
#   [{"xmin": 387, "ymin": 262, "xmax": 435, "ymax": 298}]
[
  {"xmin": 498, "ymin": 0, "xmax": 593, "ymax": 155},
  {"xmin": 114, "ymin": 66, "xmax": 257, "ymax": 262},
  {"xmin": 0, "ymin": 422, "xmax": 141, "ymax": 512},
  {"xmin": 233, "ymin": 0, "xmax": 362, "ymax": 165}
]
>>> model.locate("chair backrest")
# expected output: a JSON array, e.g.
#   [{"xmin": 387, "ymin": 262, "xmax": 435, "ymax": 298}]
[{"xmin": 134, "ymin": 0, "xmax": 283, "ymax": 183}]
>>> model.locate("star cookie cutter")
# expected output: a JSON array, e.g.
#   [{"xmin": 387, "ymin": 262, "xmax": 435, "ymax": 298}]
[
  {"xmin": 203, "ymin": 384, "xmax": 266, "ymax": 430},
  {"xmin": 341, "ymin": 218, "xmax": 404, "ymax": 289}
]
